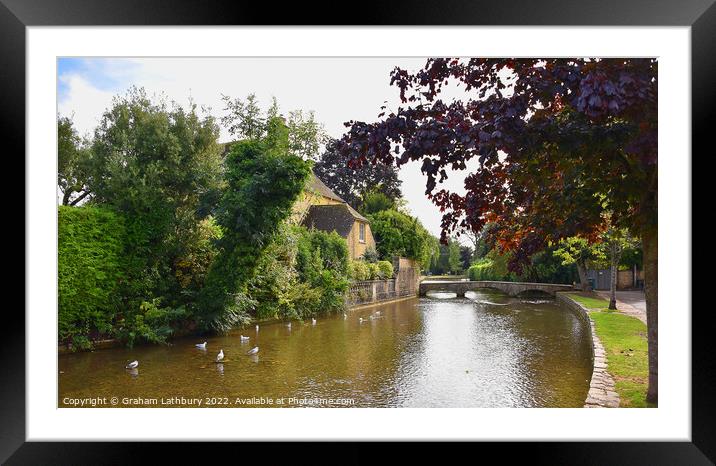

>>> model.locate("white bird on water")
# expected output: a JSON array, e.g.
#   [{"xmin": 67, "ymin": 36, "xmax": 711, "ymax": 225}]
[
  {"xmin": 240, "ymin": 335, "xmax": 250, "ymax": 342},
  {"xmin": 311, "ymin": 318, "xmax": 317, "ymax": 325},
  {"xmin": 195, "ymin": 341, "xmax": 207, "ymax": 349},
  {"xmin": 125, "ymin": 360, "xmax": 139, "ymax": 369},
  {"xmin": 286, "ymin": 322, "xmax": 292, "ymax": 329},
  {"xmin": 359, "ymin": 317, "xmax": 364, "ymax": 323},
  {"xmin": 246, "ymin": 346, "xmax": 259, "ymax": 355},
  {"xmin": 343, "ymin": 313, "xmax": 347, "ymax": 319},
  {"xmin": 216, "ymin": 349, "xmax": 224, "ymax": 362},
  {"xmin": 256, "ymin": 324, "xmax": 259, "ymax": 332}
]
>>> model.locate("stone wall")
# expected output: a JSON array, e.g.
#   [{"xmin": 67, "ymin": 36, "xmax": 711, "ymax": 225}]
[
  {"xmin": 347, "ymin": 257, "xmax": 419, "ymax": 307},
  {"xmin": 556, "ymin": 292, "xmax": 621, "ymax": 408}
]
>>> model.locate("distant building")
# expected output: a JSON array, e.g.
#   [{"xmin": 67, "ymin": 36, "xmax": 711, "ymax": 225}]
[{"xmin": 293, "ymin": 172, "xmax": 376, "ymax": 260}]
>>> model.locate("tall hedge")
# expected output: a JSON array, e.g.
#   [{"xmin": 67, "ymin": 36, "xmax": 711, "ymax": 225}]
[{"xmin": 58, "ymin": 206, "xmax": 126, "ymax": 348}]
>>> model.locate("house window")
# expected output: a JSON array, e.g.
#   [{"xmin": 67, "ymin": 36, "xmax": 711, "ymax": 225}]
[{"xmin": 359, "ymin": 223, "xmax": 366, "ymax": 243}]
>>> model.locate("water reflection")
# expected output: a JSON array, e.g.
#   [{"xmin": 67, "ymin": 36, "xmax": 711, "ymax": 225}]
[{"xmin": 59, "ymin": 290, "xmax": 592, "ymax": 408}]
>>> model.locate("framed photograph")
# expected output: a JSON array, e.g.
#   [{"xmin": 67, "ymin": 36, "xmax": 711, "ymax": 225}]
[{"xmin": 8, "ymin": 0, "xmax": 711, "ymax": 462}]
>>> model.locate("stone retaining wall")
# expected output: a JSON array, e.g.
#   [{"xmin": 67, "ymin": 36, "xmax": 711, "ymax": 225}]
[{"xmin": 556, "ymin": 292, "xmax": 621, "ymax": 408}]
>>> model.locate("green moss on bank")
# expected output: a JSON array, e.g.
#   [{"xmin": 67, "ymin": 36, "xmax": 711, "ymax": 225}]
[{"xmin": 567, "ymin": 293, "xmax": 654, "ymax": 408}]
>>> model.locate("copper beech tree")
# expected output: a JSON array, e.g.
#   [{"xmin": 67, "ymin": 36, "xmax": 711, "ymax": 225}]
[{"xmin": 337, "ymin": 58, "xmax": 658, "ymax": 402}]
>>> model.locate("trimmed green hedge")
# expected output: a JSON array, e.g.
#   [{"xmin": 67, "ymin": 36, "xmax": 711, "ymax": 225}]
[{"xmin": 58, "ymin": 206, "xmax": 126, "ymax": 349}]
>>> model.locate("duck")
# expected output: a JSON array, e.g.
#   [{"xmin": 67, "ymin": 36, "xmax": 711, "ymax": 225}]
[
  {"xmin": 125, "ymin": 360, "xmax": 139, "ymax": 370},
  {"xmin": 216, "ymin": 349, "xmax": 224, "ymax": 362},
  {"xmin": 195, "ymin": 341, "xmax": 207, "ymax": 349},
  {"xmin": 240, "ymin": 335, "xmax": 250, "ymax": 342},
  {"xmin": 246, "ymin": 346, "xmax": 259, "ymax": 355}
]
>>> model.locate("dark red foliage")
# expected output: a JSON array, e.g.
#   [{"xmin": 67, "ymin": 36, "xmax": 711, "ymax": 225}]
[{"xmin": 337, "ymin": 58, "xmax": 657, "ymax": 272}]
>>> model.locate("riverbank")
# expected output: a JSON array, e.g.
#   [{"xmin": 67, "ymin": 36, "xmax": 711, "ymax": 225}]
[
  {"xmin": 59, "ymin": 292, "xmax": 421, "ymax": 354},
  {"xmin": 562, "ymin": 292, "xmax": 654, "ymax": 408}
]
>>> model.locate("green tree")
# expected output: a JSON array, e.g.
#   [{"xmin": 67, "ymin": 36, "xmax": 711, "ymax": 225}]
[
  {"xmin": 601, "ymin": 226, "xmax": 638, "ymax": 310},
  {"xmin": 553, "ymin": 236, "xmax": 604, "ymax": 291},
  {"xmin": 360, "ymin": 189, "xmax": 396, "ymax": 216},
  {"xmin": 221, "ymin": 94, "xmax": 327, "ymax": 160},
  {"xmin": 221, "ymin": 93, "xmax": 265, "ymax": 140},
  {"xmin": 368, "ymin": 209, "xmax": 436, "ymax": 267},
  {"xmin": 199, "ymin": 117, "xmax": 312, "ymax": 331},
  {"xmin": 459, "ymin": 244, "xmax": 474, "ymax": 270},
  {"xmin": 87, "ymin": 87, "xmax": 223, "ymax": 317},
  {"xmin": 58, "ymin": 115, "xmax": 92, "ymax": 205}
]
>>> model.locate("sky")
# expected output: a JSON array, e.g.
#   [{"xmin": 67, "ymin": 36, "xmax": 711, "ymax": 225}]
[{"xmin": 57, "ymin": 57, "xmax": 481, "ymax": 244}]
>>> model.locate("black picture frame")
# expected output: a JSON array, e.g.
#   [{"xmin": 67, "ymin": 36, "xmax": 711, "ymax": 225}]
[{"xmin": 5, "ymin": 0, "xmax": 710, "ymax": 463}]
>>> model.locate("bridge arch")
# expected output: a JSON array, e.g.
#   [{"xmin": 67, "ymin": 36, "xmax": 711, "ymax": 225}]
[{"xmin": 419, "ymin": 280, "xmax": 574, "ymax": 298}]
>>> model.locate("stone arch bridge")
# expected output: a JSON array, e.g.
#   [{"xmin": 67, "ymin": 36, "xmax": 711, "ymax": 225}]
[{"xmin": 418, "ymin": 280, "xmax": 575, "ymax": 297}]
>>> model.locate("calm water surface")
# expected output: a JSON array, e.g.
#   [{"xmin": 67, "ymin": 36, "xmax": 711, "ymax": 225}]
[{"xmin": 59, "ymin": 290, "xmax": 593, "ymax": 407}]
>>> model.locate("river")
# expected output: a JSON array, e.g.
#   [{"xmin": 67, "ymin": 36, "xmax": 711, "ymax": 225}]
[{"xmin": 58, "ymin": 289, "xmax": 593, "ymax": 408}]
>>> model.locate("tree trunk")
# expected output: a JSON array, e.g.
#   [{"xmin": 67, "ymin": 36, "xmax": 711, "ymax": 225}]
[
  {"xmin": 608, "ymin": 242, "xmax": 620, "ymax": 310},
  {"xmin": 576, "ymin": 260, "xmax": 589, "ymax": 291},
  {"xmin": 62, "ymin": 188, "xmax": 73, "ymax": 206},
  {"xmin": 69, "ymin": 190, "xmax": 91, "ymax": 206},
  {"xmin": 609, "ymin": 262, "xmax": 618, "ymax": 309},
  {"xmin": 642, "ymin": 226, "xmax": 658, "ymax": 404}
]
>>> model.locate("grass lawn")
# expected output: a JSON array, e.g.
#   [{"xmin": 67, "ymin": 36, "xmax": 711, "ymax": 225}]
[{"xmin": 567, "ymin": 293, "xmax": 654, "ymax": 408}]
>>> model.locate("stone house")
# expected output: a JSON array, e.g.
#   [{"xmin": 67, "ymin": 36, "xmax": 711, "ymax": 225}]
[{"xmin": 292, "ymin": 172, "xmax": 376, "ymax": 260}]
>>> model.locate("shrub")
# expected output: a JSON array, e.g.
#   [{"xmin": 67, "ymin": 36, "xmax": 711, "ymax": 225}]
[
  {"xmin": 246, "ymin": 224, "xmax": 301, "ymax": 320},
  {"xmin": 361, "ymin": 247, "xmax": 379, "ymax": 263},
  {"xmin": 367, "ymin": 263, "xmax": 380, "ymax": 280},
  {"xmin": 377, "ymin": 260, "xmax": 394, "ymax": 279},
  {"xmin": 351, "ymin": 260, "xmax": 370, "ymax": 281},
  {"xmin": 296, "ymin": 227, "xmax": 349, "ymax": 277},
  {"xmin": 295, "ymin": 226, "xmax": 349, "ymax": 316},
  {"xmin": 116, "ymin": 298, "xmax": 187, "ymax": 348},
  {"xmin": 58, "ymin": 205, "xmax": 126, "ymax": 349}
]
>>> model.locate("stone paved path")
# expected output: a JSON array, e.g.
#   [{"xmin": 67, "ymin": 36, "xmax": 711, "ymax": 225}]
[{"xmin": 595, "ymin": 290, "xmax": 647, "ymax": 325}]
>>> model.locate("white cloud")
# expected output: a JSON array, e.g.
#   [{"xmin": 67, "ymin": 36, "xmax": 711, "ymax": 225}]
[{"xmin": 58, "ymin": 74, "xmax": 115, "ymax": 139}]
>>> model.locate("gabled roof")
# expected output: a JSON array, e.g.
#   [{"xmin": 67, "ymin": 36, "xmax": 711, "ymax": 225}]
[
  {"xmin": 302, "ymin": 204, "xmax": 367, "ymax": 238},
  {"xmin": 307, "ymin": 172, "xmax": 345, "ymax": 203},
  {"xmin": 307, "ymin": 172, "xmax": 369, "ymax": 222}
]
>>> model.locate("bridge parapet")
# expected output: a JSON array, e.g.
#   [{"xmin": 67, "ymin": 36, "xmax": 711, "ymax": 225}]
[{"xmin": 418, "ymin": 280, "xmax": 575, "ymax": 297}]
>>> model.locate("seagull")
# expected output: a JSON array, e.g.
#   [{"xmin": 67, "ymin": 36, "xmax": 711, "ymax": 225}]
[
  {"xmin": 125, "ymin": 360, "xmax": 139, "ymax": 369},
  {"xmin": 195, "ymin": 341, "xmax": 207, "ymax": 349},
  {"xmin": 256, "ymin": 324, "xmax": 259, "ymax": 332},
  {"xmin": 359, "ymin": 317, "xmax": 364, "ymax": 323},
  {"xmin": 311, "ymin": 318, "xmax": 317, "ymax": 325},
  {"xmin": 343, "ymin": 313, "xmax": 347, "ymax": 319},
  {"xmin": 286, "ymin": 322, "xmax": 292, "ymax": 329},
  {"xmin": 216, "ymin": 349, "xmax": 224, "ymax": 362},
  {"xmin": 240, "ymin": 335, "xmax": 250, "ymax": 342},
  {"xmin": 246, "ymin": 346, "xmax": 259, "ymax": 355}
]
